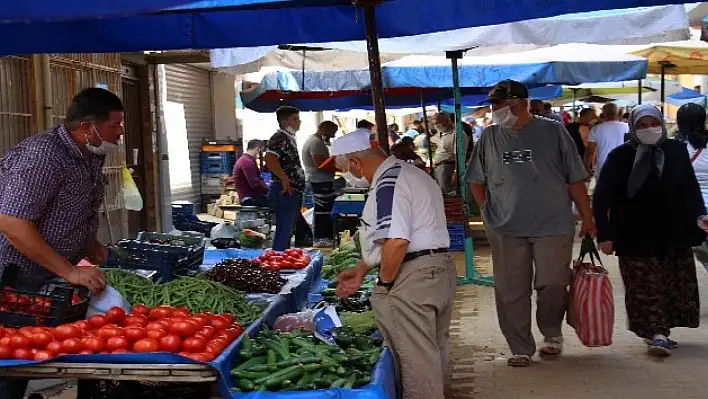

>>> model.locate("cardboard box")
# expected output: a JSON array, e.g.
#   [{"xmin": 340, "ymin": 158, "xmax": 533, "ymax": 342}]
[{"xmin": 223, "ymin": 210, "xmax": 237, "ymax": 221}]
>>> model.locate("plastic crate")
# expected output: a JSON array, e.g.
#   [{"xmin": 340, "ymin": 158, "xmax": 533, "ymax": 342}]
[
  {"xmin": 103, "ymin": 240, "xmax": 203, "ymax": 282},
  {"xmin": 200, "ymin": 162, "xmax": 234, "ymax": 174},
  {"xmin": 201, "ymin": 173, "xmax": 229, "ymax": 195},
  {"xmin": 136, "ymin": 232, "xmax": 208, "ymax": 247},
  {"xmin": 448, "ymin": 223, "xmax": 466, "ymax": 251},
  {"xmin": 0, "ymin": 264, "xmax": 90, "ymax": 327},
  {"xmin": 200, "ymin": 151, "xmax": 236, "ymax": 164},
  {"xmin": 174, "ymin": 219, "xmax": 218, "ymax": 237},
  {"xmin": 172, "ymin": 201, "xmax": 194, "ymax": 217}
]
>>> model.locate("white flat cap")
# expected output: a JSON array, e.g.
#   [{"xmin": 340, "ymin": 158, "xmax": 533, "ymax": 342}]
[{"xmin": 330, "ymin": 129, "xmax": 372, "ymax": 156}]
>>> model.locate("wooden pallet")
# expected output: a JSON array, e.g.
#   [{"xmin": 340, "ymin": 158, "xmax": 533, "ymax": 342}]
[{"xmin": 0, "ymin": 362, "xmax": 218, "ymax": 382}]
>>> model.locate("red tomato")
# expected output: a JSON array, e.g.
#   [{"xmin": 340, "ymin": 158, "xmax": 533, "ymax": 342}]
[
  {"xmin": 200, "ymin": 351, "xmax": 215, "ymax": 362},
  {"xmin": 30, "ymin": 332, "xmax": 53, "ymax": 349},
  {"xmin": 133, "ymin": 338, "xmax": 160, "ymax": 353},
  {"xmin": 149, "ymin": 306, "xmax": 173, "ymax": 320},
  {"xmin": 61, "ymin": 338, "xmax": 84, "ymax": 354},
  {"xmin": 302, "ymin": 256, "xmax": 311, "ymax": 264},
  {"xmin": 9, "ymin": 334, "xmax": 31, "ymax": 349},
  {"xmin": 189, "ymin": 315, "xmax": 209, "ymax": 328},
  {"xmin": 55, "ymin": 325, "xmax": 82, "ymax": 341},
  {"xmin": 33, "ymin": 351, "xmax": 53, "ymax": 361},
  {"xmin": 111, "ymin": 349, "xmax": 129, "ymax": 354},
  {"xmin": 293, "ymin": 261, "xmax": 307, "ymax": 269},
  {"xmin": 182, "ymin": 337, "xmax": 206, "ymax": 353},
  {"xmin": 205, "ymin": 342, "xmax": 225, "ymax": 355},
  {"xmin": 96, "ymin": 327, "xmax": 123, "ymax": 340},
  {"xmin": 73, "ymin": 320, "xmax": 90, "ymax": 331},
  {"xmin": 0, "ymin": 345, "xmax": 12, "ymax": 358},
  {"xmin": 88, "ymin": 315, "xmax": 108, "ymax": 330},
  {"xmin": 209, "ymin": 316, "xmax": 230, "ymax": 331},
  {"xmin": 12, "ymin": 348, "xmax": 33, "ymax": 360},
  {"xmin": 105, "ymin": 307, "xmax": 127, "ymax": 323},
  {"xmin": 82, "ymin": 337, "xmax": 105, "ymax": 353},
  {"xmin": 169, "ymin": 320, "xmax": 198, "ymax": 338},
  {"xmin": 105, "ymin": 337, "xmax": 130, "ymax": 352},
  {"xmin": 159, "ymin": 335, "xmax": 182, "ymax": 353},
  {"xmin": 187, "ymin": 353, "xmax": 209, "ymax": 362},
  {"xmin": 146, "ymin": 329, "xmax": 167, "ymax": 340},
  {"xmin": 196, "ymin": 326, "xmax": 215, "ymax": 339},
  {"xmin": 157, "ymin": 319, "xmax": 171, "ymax": 329},
  {"xmin": 78, "ymin": 350, "xmax": 94, "ymax": 355},
  {"xmin": 0, "ymin": 337, "xmax": 9, "ymax": 347},
  {"xmin": 172, "ymin": 308, "xmax": 190, "ymax": 319},
  {"xmin": 124, "ymin": 327, "xmax": 146, "ymax": 342},
  {"xmin": 45, "ymin": 341, "xmax": 63, "ymax": 356},
  {"xmin": 223, "ymin": 328, "xmax": 242, "ymax": 342},
  {"xmin": 220, "ymin": 314, "xmax": 235, "ymax": 325},
  {"xmin": 18, "ymin": 327, "xmax": 35, "ymax": 338},
  {"xmin": 123, "ymin": 315, "xmax": 149, "ymax": 327},
  {"xmin": 131, "ymin": 304, "xmax": 149, "ymax": 316}
]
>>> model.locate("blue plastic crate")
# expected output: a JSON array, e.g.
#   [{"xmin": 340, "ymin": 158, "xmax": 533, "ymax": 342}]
[
  {"xmin": 448, "ymin": 223, "xmax": 466, "ymax": 251},
  {"xmin": 200, "ymin": 162, "xmax": 234, "ymax": 174},
  {"xmin": 118, "ymin": 240, "xmax": 205, "ymax": 269},
  {"xmin": 174, "ymin": 219, "xmax": 218, "ymax": 237},
  {"xmin": 200, "ymin": 151, "xmax": 236, "ymax": 164},
  {"xmin": 136, "ymin": 232, "xmax": 208, "ymax": 247},
  {"xmin": 171, "ymin": 201, "xmax": 194, "ymax": 217},
  {"xmin": 103, "ymin": 242, "xmax": 199, "ymax": 282}
]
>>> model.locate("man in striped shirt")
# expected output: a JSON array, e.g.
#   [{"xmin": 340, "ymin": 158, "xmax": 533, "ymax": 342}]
[{"xmin": 333, "ymin": 129, "xmax": 455, "ymax": 399}]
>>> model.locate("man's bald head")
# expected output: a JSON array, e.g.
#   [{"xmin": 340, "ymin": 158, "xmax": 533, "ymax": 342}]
[{"xmin": 601, "ymin": 103, "xmax": 619, "ymax": 121}]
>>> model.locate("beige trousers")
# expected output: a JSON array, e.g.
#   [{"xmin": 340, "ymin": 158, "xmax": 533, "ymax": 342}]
[
  {"xmin": 370, "ymin": 253, "xmax": 457, "ymax": 399},
  {"xmin": 486, "ymin": 228, "xmax": 575, "ymax": 356}
]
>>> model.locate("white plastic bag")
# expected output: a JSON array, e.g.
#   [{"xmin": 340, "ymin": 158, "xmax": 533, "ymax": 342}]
[
  {"xmin": 87, "ymin": 286, "xmax": 131, "ymax": 318},
  {"xmin": 210, "ymin": 222, "xmax": 238, "ymax": 239},
  {"xmin": 303, "ymin": 208, "xmax": 314, "ymax": 227},
  {"xmin": 122, "ymin": 167, "xmax": 144, "ymax": 211}
]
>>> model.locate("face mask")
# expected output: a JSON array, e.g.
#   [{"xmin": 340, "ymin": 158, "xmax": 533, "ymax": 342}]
[
  {"xmin": 86, "ymin": 127, "xmax": 118, "ymax": 155},
  {"xmin": 635, "ymin": 126, "xmax": 663, "ymax": 145},
  {"xmin": 285, "ymin": 126, "xmax": 298, "ymax": 135},
  {"xmin": 343, "ymin": 171, "xmax": 369, "ymax": 188},
  {"xmin": 492, "ymin": 106, "xmax": 518, "ymax": 129}
]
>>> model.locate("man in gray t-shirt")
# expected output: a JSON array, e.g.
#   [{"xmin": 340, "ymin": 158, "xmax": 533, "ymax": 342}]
[
  {"xmin": 302, "ymin": 121, "xmax": 339, "ymax": 247},
  {"xmin": 465, "ymin": 80, "xmax": 595, "ymax": 366}
]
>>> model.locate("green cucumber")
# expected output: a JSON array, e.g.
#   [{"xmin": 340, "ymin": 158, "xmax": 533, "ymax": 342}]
[
  {"xmin": 232, "ymin": 356, "xmax": 266, "ymax": 373},
  {"xmin": 330, "ymin": 378, "xmax": 348, "ymax": 388},
  {"xmin": 263, "ymin": 338, "xmax": 291, "ymax": 360},
  {"xmin": 275, "ymin": 356, "xmax": 320, "ymax": 368},
  {"xmin": 343, "ymin": 373, "xmax": 358, "ymax": 389},
  {"xmin": 244, "ymin": 364, "xmax": 271, "ymax": 372},
  {"xmin": 232, "ymin": 371, "xmax": 270, "ymax": 380},
  {"xmin": 266, "ymin": 349, "xmax": 277, "ymax": 371},
  {"xmin": 262, "ymin": 365, "xmax": 304, "ymax": 388},
  {"xmin": 313, "ymin": 378, "xmax": 331, "ymax": 389},
  {"xmin": 242, "ymin": 335, "xmax": 253, "ymax": 352},
  {"xmin": 254, "ymin": 364, "xmax": 302, "ymax": 385},
  {"xmin": 355, "ymin": 375, "xmax": 371, "ymax": 387},
  {"xmin": 237, "ymin": 349, "xmax": 251, "ymax": 359},
  {"xmin": 302, "ymin": 363, "xmax": 322, "ymax": 372},
  {"xmin": 234, "ymin": 379, "xmax": 255, "ymax": 391}
]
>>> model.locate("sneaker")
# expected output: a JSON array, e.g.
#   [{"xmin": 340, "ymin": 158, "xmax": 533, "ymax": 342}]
[
  {"xmin": 539, "ymin": 336, "xmax": 563, "ymax": 356},
  {"xmin": 647, "ymin": 339, "xmax": 672, "ymax": 357},
  {"xmin": 643, "ymin": 338, "xmax": 678, "ymax": 349}
]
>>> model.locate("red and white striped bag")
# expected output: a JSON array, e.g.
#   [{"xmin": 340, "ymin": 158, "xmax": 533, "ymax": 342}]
[{"xmin": 567, "ymin": 237, "xmax": 614, "ymax": 347}]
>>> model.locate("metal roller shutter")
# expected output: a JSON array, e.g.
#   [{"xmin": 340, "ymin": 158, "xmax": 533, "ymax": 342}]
[{"xmin": 164, "ymin": 64, "xmax": 214, "ymax": 209}]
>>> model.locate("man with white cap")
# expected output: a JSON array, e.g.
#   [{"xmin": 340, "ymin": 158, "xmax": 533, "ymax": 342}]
[{"xmin": 334, "ymin": 129, "xmax": 456, "ymax": 399}]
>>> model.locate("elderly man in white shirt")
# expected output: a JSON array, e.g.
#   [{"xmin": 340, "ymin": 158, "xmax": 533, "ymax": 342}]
[
  {"xmin": 431, "ymin": 112, "xmax": 468, "ymax": 195},
  {"xmin": 334, "ymin": 129, "xmax": 456, "ymax": 399}
]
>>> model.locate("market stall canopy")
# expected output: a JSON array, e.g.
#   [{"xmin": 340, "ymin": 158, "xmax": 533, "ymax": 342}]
[
  {"xmin": 630, "ymin": 40, "xmax": 708, "ymax": 74},
  {"xmin": 211, "ymin": 4, "xmax": 689, "ymax": 71},
  {"xmin": 0, "ymin": 1, "xmax": 692, "ymax": 55},
  {"xmin": 666, "ymin": 87, "xmax": 707, "ymax": 106},
  {"xmin": 382, "ymin": 44, "xmax": 647, "ymax": 88}
]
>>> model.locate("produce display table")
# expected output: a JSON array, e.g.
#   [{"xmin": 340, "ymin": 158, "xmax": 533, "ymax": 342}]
[{"xmin": 0, "ymin": 251, "xmax": 324, "ymax": 397}]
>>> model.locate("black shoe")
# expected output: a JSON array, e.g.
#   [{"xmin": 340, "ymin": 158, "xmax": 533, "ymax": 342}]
[{"xmin": 294, "ymin": 239, "xmax": 314, "ymax": 247}]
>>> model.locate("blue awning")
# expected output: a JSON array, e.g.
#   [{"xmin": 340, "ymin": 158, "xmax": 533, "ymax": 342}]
[{"xmin": 0, "ymin": 0, "xmax": 689, "ymax": 55}]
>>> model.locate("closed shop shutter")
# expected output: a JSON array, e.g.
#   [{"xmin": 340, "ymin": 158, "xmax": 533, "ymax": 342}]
[{"xmin": 164, "ymin": 64, "xmax": 214, "ymax": 208}]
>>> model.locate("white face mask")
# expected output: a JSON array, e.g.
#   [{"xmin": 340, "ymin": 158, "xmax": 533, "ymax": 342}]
[
  {"xmin": 284, "ymin": 126, "xmax": 298, "ymax": 135},
  {"xmin": 492, "ymin": 106, "xmax": 519, "ymax": 129},
  {"xmin": 635, "ymin": 126, "xmax": 663, "ymax": 145},
  {"xmin": 86, "ymin": 127, "xmax": 118, "ymax": 155},
  {"xmin": 343, "ymin": 171, "xmax": 369, "ymax": 188}
]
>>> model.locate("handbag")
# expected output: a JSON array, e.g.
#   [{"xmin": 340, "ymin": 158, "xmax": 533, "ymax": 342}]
[{"xmin": 567, "ymin": 236, "xmax": 615, "ymax": 347}]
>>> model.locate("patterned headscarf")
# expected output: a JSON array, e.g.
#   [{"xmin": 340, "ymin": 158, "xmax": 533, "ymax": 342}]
[{"xmin": 626, "ymin": 104, "xmax": 667, "ymax": 199}]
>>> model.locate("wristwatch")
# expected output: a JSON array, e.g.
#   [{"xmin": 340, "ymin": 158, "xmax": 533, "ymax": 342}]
[{"xmin": 375, "ymin": 277, "xmax": 394, "ymax": 288}]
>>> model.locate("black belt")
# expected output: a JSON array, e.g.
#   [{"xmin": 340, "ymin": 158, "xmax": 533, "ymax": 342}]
[{"xmin": 403, "ymin": 248, "xmax": 448, "ymax": 263}]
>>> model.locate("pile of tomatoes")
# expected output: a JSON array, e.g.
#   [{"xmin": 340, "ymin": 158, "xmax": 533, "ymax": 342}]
[
  {"xmin": 0, "ymin": 287, "xmax": 83, "ymax": 315},
  {"xmin": 255, "ymin": 248, "xmax": 311, "ymax": 271},
  {"xmin": 0, "ymin": 305, "xmax": 242, "ymax": 363}
]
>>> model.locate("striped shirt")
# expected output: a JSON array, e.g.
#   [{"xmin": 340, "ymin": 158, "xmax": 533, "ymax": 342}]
[
  {"xmin": 361, "ymin": 156, "xmax": 449, "ymax": 251},
  {"xmin": 0, "ymin": 125, "xmax": 106, "ymax": 285}
]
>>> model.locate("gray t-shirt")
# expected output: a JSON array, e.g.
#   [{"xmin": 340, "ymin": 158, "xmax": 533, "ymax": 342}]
[
  {"xmin": 465, "ymin": 117, "xmax": 587, "ymax": 237},
  {"xmin": 302, "ymin": 135, "xmax": 334, "ymax": 183}
]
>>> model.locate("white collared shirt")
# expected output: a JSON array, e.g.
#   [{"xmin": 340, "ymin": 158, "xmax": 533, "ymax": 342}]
[{"xmin": 360, "ymin": 156, "xmax": 449, "ymax": 253}]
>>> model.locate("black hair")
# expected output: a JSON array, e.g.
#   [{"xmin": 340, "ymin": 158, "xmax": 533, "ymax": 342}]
[
  {"xmin": 65, "ymin": 87, "xmax": 124, "ymax": 130},
  {"xmin": 357, "ymin": 120, "xmax": 374, "ymax": 130},
  {"xmin": 246, "ymin": 139, "xmax": 265, "ymax": 151},
  {"xmin": 275, "ymin": 106, "xmax": 300, "ymax": 125},
  {"xmin": 678, "ymin": 103, "xmax": 708, "ymax": 149},
  {"xmin": 319, "ymin": 120, "xmax": 339, "ymax": 132},
  {"xmin": 400, "ymin": 136, "xmax": 414, "ymax": 145}
]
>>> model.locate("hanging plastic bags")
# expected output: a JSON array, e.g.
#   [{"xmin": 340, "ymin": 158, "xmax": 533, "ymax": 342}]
[{"xmin": 121, "ymin": 166, "xmax": 143, "ymax": 211}]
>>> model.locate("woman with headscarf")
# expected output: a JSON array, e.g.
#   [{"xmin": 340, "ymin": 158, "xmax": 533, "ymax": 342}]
[{"xmin": 592, "ymin": 104, "xmax": 707, "ymax": 357}]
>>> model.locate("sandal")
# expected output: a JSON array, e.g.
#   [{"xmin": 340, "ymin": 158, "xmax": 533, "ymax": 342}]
[
  {"xmin": 539, "ymin": 336, "xmax": 563, "ymax": 356},
  {"xmin": 643, "ymin": 338, "xmax": 678, "ymax": 349},
  {"xmin": 647, "ymin": 339, "xmax": 672, "ymax": 357},
  {"xmin": 507, "ymin": 355, "xmax": 531, "ymax": 367}
]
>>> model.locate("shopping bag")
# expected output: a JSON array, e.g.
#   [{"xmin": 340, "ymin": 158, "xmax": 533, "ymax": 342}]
[
  {"xmin": 567, "ymin": 236, "xmax": 614, "ymax": 347},
  {"xmin": 121, "ymin": 166, "xmax": 143, "ymax": 211}
]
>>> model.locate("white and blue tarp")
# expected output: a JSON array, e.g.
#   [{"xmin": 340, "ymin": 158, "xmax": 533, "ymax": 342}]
[
  {"xmin": 211, "ymin": 4, "xmax": 689, "ymax": 72},
  {"xmin": 241, "ymin": 44, "xmax": 646, "ymax": 112},
  {"xmin": 0, "ymin": 1, "xmax": 692, "ymax": 55}
]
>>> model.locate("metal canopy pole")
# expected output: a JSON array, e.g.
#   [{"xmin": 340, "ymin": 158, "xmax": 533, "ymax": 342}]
[
  {"xmin": 637, "ymin": 79, "xmax": 643, "ymax": 105},
  {"xmin": 419, "ymin": 89, "xmax": 434, "ymax": 175},
  {"xmin": 447, "ymin": 50, "xmax": 493, "ymax": 287},
  {"xmin": 660, "ymin": 65, "xmax": 666, "ymax": 115},
  {"xmin": 360, "ymin": 1, "xmax": 389, "ymax": 154}
]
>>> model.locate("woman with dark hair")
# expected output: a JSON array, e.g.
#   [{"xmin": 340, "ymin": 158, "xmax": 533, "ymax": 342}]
[
  {"xmin": 678, "ymin": 103, "xmax": 708, "ymax": 269},
  {"xmin": 592, "ymin": 104, "xmax": 707, "ymax": 357}
]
